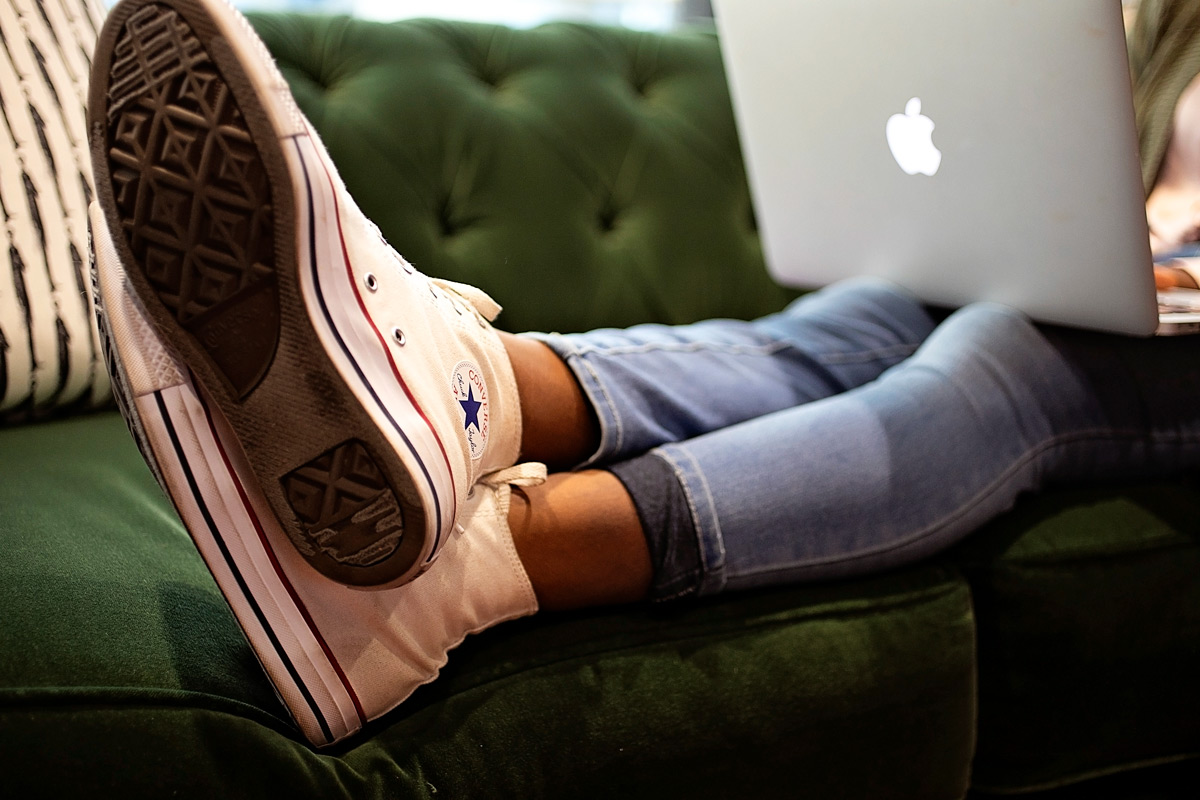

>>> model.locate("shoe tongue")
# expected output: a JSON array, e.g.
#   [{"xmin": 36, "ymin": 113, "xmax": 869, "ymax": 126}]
[{"xmin": 432, "ymin": 278, "xmax": 502, "ymax": 322}]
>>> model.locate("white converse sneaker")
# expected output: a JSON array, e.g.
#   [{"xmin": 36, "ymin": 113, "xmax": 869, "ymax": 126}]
[
  {"xmin": 88, "ymin": 0, "xmax": 521, "ymax": 590},
  {"xmin": 91, "ymin": 198, "xmax": 541, "ymax": 746}
]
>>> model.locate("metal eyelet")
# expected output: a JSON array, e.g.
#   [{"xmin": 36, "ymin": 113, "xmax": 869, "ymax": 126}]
[
  {"xmin": 364, "ymin": 273, "xmax": 378, "ymax": 292},
  {"xmin": 392, "ymin": 327, "xmax": 406, "ymax": 346}
]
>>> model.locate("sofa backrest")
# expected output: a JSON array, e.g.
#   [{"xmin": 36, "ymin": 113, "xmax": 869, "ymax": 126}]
[{"xmin": 249, "ymin": 14, "xmax": 793, "ymax": 335}]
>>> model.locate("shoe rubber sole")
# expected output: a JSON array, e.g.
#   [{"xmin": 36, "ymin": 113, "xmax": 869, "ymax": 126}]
[{"xmin": 89, "ymin": 0, "xmax": 430, "ymax": 588}]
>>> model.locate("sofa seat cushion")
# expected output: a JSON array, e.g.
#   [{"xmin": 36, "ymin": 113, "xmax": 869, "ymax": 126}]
[
  {"xmin": 2, "ymin": 412, "xmax": 976, "ymax": 799},
  {"xmin": 951, "ymin": 483, "xmax": 1200, "ymax": 793}
]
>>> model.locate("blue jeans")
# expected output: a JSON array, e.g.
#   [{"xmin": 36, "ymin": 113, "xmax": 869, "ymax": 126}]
[{"xmin": 533, "ymin": 278, "xmax": 1200, "ymax": 598}]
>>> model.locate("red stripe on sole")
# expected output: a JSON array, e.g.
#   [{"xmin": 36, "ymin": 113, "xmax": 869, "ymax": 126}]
[{"xmin": 193, "ymin": 379, "xmax": 368, "ymax": 729}]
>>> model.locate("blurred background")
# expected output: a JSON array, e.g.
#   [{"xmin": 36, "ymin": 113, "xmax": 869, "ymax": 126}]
[
  {"xmin": 229, "ymin": 0, "xmax": 714, "ymax": 30},
  {"xmin": 101, "ymin": 2, "xmax": 1148, "ymax": 33}
]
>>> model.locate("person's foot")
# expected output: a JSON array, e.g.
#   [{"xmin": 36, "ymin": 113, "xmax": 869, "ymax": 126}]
[
  {"xmin": 89, "ymin": 0, "xmax": 523, "ymax": 589},
  {"xmin": 87, "ymin": 0, "xmax": 537, "ymax": 745}
]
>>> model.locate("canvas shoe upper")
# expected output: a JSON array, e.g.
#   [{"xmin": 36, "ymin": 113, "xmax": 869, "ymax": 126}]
[{"xmin": 88, "ymin": 0, "xmax": 521, "ymax": 589}]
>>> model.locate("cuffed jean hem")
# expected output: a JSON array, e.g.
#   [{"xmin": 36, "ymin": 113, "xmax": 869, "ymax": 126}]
[
  {"xmin": 523, "ymin": 330, "xmax": 624, "ymax": 470},
  {"xmin": 608, "ymin": 453, "xmax": 705, "ymax": 602},
  {"xmin": 645, "ymin": 445, "xmax": 730, "ymax": 598}
]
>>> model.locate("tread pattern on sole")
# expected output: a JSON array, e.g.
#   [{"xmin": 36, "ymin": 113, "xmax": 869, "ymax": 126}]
[
  {"xmin": 100, "ymin": 2, "xmax": 413, "ymax": 587},
  {"xmin": 282, "ymin": 439, "xmax": 406, "ymax": 571},
  {"xmin": 106, "ymin": 3, "xmax": 278, "ymax": 399}
]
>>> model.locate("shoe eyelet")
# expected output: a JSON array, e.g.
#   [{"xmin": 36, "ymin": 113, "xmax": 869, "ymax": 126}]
[
  {"xmin": 392, "ymin": 327, "xmax": 406, "ymax": 346},
  {"xmin": 364, "ymin": 273, "xmax": 378, "ymax": 292}
]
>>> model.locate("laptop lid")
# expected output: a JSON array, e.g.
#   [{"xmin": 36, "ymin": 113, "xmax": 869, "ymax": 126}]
[{"xmin": 714, "ymin": 0, "xmax": 1159, "ymax": 335}]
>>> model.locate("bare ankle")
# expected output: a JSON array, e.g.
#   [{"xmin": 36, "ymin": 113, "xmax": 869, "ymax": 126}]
[
  {"xmin": 500, "ymin": 332, "xmax": 601, "ymax": 469},
  {"xmin": 508, "ymin": 471, "xmax": 651, "ymax": 611}
]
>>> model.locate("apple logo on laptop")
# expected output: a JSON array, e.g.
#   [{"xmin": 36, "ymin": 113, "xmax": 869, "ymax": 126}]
[{"xmin": 886, "ymin": 97, "xmax": 942, "ymax": 176}]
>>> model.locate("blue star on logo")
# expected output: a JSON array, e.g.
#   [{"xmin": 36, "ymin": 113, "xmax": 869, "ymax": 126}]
[{"xmin": 459, "ymin": 385, "xmax": 482, "ymax": 432}]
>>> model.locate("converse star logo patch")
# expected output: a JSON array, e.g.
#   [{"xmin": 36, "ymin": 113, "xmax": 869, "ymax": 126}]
[{"xmin": 451, "ymin": 360, "xmax": 489, "ymax": 460}]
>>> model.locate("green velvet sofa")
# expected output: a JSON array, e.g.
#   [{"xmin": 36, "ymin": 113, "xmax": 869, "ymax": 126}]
[{"xmin": 3, "ymin": 13, "xmax": 1199, "ymax": 799}]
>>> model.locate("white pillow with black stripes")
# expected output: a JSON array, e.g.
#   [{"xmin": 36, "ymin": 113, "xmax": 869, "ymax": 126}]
[{"xmin": 0, "ymin": 0, "xmax": 110, "ymax": 422}]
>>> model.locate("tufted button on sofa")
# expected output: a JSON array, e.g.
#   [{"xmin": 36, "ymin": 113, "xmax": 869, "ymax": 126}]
[{"xmin": 2, "ymin": 12, "xmax": 1198, "ymax": 799}]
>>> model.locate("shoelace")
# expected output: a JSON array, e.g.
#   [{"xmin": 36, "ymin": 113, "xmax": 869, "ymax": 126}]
[
  {"xmin": 477, "ymin": 462, "xmax": 547, "ymax": 489},
  {"xmin": 456, "ymin": 462, "xmax": 547, "ymax": 536}
]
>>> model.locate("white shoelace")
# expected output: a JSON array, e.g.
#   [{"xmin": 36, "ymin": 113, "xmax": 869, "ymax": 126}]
[{"xmin": 477, "ymin": 462, "xmax": 548, "ymax": 489}]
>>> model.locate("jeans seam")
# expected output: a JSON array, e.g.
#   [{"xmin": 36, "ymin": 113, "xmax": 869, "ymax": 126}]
[
  {"xmin": 574, "ymin": 355, "xmax": 624, "ymax": 464},
  {"xmin": 566, "ymin": 338, "xmax": 923, "ymax": 367},
  {"xmin": 650, "ymin": 570, "xmax": 703, "ymax": 603},
  {"xmin": 655, "ymin": 446, "xmax": 727, "ymax": 595},
  {"xmin": 731, "ymin": 427, "xmax": 1200, "ymax": 579},
  {"xmin": 818, "ymin": 342, "xmax": 920, "ymax": 365},
  {"xmin": 568, "ymin": 340, "xmax": 792, "ymax": 357}
]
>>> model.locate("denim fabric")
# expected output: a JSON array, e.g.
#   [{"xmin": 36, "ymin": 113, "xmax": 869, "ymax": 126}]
[
  {"xmin": 608, "ymin": 454, "xmax": 701, "ymax": 601},
  {"xmin": 533, "ymin": 278, "xmax": 937, "ymax": 467},
  {"xmin": 533, "ymin": 279, "xmax": 1200, "ymax": 597}
]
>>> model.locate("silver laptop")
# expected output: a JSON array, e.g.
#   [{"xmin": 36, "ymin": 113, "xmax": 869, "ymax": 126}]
[{"xmin": 713, "ymin": 0, "xmax": 1200, "ymax": 335}]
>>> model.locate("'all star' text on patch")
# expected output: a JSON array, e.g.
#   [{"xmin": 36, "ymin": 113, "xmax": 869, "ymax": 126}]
[{"xmin": 451, "ymin": 360, "xmax": 489, "ymax": 460}]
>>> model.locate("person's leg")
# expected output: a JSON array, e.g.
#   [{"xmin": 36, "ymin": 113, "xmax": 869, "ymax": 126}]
[
  {"xmin": 509, "ymin": 304, "xmax": 1200, "ymax": 606},
  {"xmin": 656, "ymin": 305, "xmax": 1200, "ymax": 595},
  {"xmin": 501, "ymin": 279, "xmax": 940, "ymax": 606},
  {"xmin": 510, "ymin": 277, "xmax": 938, "ymax": 469},
  {"xmin": 507, "ymin": 470, "xmax": 652, "ymax": 610}
]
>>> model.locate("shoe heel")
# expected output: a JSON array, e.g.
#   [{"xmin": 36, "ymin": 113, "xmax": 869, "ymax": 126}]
[{"xmin": 281, "ymin": 439, "xmax": 412, "ymax": 586}]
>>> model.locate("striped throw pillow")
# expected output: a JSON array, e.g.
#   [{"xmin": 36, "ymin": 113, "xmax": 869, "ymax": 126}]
[{"xmin": 0, "ymin": 0, "xmax": 110, "ymax": 422}]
